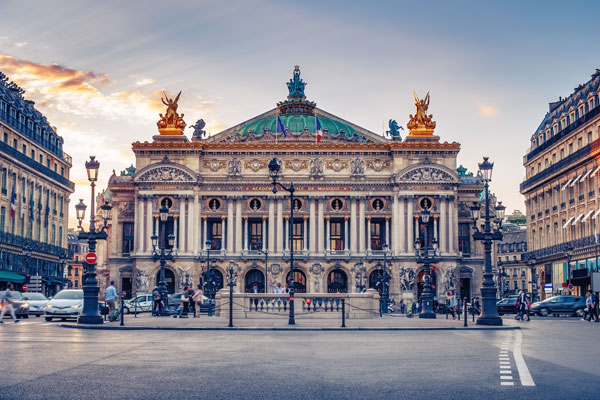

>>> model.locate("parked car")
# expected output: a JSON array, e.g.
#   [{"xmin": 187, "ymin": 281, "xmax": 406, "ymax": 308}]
[
  {"xmin": 44, "ymin": 289, "xmax": 83, "ymax": 321},
  {"xmin": 22, "ymin": 292, "xmax": 49, "ymax": 317},
  {"xmin": 530, "ymin": 295, "xmax": 586, "ymax": 317},
  {"xmin": 168, "ymin": 292, "xmax": 210, "ymax": 313},
  {"xmin": 123, "ymin": 294, "xmax": 153, "ymax": 314},
  {"xmin": 0, "ymin": 291, "xmax": 30, "ymax": 319},
  {"xmin": 496, "ymin": 296, "xmax": 519, "ymax": 315}
]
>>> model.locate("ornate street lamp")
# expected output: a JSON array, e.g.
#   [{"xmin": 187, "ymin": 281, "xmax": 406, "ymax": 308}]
[
  {"xmin": 78, "ymin": 156, "xmax": 112, "ymax": 325},
  {"xmin": 376, "ymin": 243, "xmax": 392, "ymax": 316},
  {"xmin": 527, "ymin": 256, "xmax": 537, "ymax": 302},
  {"xmin": 257, "ymin": 239, "xmax": 268, "ymax": 293},
  {"xmin": 203, "ymin": 240, "xmax": 218, "ymax": 316},
  {"xmin": 151, "ymin": 204, "xmax": 175, "ymax": 316},
  {"xmin": 227, "ymin": 260, "xmax": 239, "ymax": 328},
  {"xmin": 415, "ymin": 208, "xmax": 438, "ymax": 318},
  {"xmin": 470, "ymin": 156, "xmax": 503, "ymax": 325},
  {"xmin": 268, "ymin": 157, "xmax": 296, "ymax": 325},
  {"xmin": 564, "ymin": 244, "xmax": 574, "ymax": 295}
]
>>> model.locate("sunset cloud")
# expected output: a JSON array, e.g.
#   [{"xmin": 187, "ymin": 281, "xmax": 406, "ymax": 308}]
[
  {"xmin": 135, "ymin": 78, "xmax": 155, "ymax": 87},
  {"xmin": 11, "ymin": 42, "xmax": 27, "ymax": 48},
  {"xmin": 479, "ymin": 105, "xmax": 499, "ymax": 116}
]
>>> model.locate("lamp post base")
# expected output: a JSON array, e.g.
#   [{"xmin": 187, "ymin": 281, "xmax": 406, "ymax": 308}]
[
  {"xmin": 418, "ymin": 312, "xmax": 437, "ymax": 319},
  {"xmin": 476, "ymin": 316, "xmax": 503, "ymax": 326},
  {"xmin": 78, "ymin": 315, "xmax": 103, "ymax": 325}
]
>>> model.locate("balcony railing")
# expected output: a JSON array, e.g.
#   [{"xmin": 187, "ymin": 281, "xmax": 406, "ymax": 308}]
[
  {"xmin": 525, "ymin": 234, "xmax": 598, "ymax": 260},
  {"xmin": 0, "ymin": 231, "xmax": 68, "ymax": 257}
]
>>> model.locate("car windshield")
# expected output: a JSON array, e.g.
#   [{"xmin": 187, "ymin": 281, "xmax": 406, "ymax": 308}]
[
  {"xmin": 0, "ymin": 291, "xmax": 23, "ymax": 300},
  {"xmin": 23, "ymin": 293, "xmax": 47, "ymax": 300},
  {"xmin": 53, "ymin": 290, "xmax": 83, "ymax": 300}
]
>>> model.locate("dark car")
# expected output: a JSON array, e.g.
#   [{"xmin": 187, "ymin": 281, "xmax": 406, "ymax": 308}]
[
  {"xmin": 530, "ymin": 295, "xmax": 586, "ymax": 317},
  {"xmin": 0, "ymin": 291, "xmax": 30, "ymax": 318},
  {"xmin": 496, "ymin": 296, "xmax": 519, "ymax": 315}
]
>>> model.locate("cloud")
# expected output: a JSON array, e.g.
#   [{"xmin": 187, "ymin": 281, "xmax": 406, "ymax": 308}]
[
  {"xmin": 479, "ymin": 105, "xmax": 499, "ymax": 116},
  {"xmin": 11, "ymin": 42, "xmax": 27, "ymax": 48},
  {"xmin": 135, "ymin": 78, "xmax": 155, "ymax": 87}
]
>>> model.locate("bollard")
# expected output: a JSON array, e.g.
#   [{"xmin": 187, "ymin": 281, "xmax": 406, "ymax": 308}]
[
  {"xmin": 472, "ymin": 304, "xmax": 475, "ymax": 322},
  {"xmin": 341, "ymin": 299, "xmax": 346, "ymax": 328},
  {"xmin": 134, "ymin": 297, "xmax": 137, "ymax": 318},
  {"xmin": 120, "ymin": 296, "xmax": 124, "ymax": 326},
  {"xmin": 463, "ymin": 297, "xmax": 467, "ymax": 327}
]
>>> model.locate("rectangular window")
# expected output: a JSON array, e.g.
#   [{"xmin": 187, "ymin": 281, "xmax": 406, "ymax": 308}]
[
  {"xmin": 3, "ymin": 133, "xmax": 7, "ymax": 143},
  {"xmin": 370, "ymin": 220, "xmax": 385, "ymax": 250},
  {"xmin": 292, "ymin": 220, "xmax": 304, "ymax": 251},
  {"xmin": 51, "ymin": 225, "xmax": 56, "ymax": 245},
  {"xmin": 458, "ymin": 223, "xmax": 471, "ymax": 255},
  {"xmin": 208, "ymin": 220, "xmax": 222, "ymax": 250},
  {"xmin": 75, "ymin": 268, "xmax": 79, "ymax": 277},
  {"xmin": 59, "ymin": 226, "xmax": 62, "ymax": 247},
  {"xmin": 52, "ymin": 193, "xmax": 57, "ymax": 214},
  {"xmin": 61, "ymin": 167, "xmax": 64, "ymax": 176},
  {"xmin": 22, "ymin": 144, "xmax": 26, "ymax": 153},
  {"xmin": 588, "ymin": 131, "xmax": 593, "ymax": 144},
  {"xmin": 31, "ymin": 149, "xmax": 34, "ymax": 159},
  {"xmin": 1, "ymin": 168, "xmax": 6, "ymax": 194},
  {"xmin": 578, "ymin": 137, "xmax": 583, "ymax": 149},
  {"xmin": 12, "ymin": 138, "xmax": 17, "ymax": 148},
  {"xmin": 74, "ymin": 281, "xmax": 78, "ymax": 288},
  {"xmin": 20, "ymin": 217, "xmax": 24, "ymax": 237},
  {"xmin": 39, "ymin": 155, "xmax": 43, "ymax": 164},
  {"xmin": 122, "ymin": 222, "xmax": 134, "ymax": 255},
  {"xmin": 330, "ymin": 220, "xmax": 343, "ymax": 251},
  {"xmin": 46, "ymin": 159, "xmax": 50, "ymax": 168},
  {"xmin": 59, "ymin": 196, "xmax": 63, "ymax": 216},
  {"xmin": 249, "ymin": 220, "xmax": 263, "ymax": 250},
  {"xmin": 560, "ymin": 149, "xmax": 565, "ymax": 159},
  {"xmin": 0, "ymin": 206, "xmax": 5, "ymax": 233},
  {"xmin": 21, "ymin": 178, "xmax": 25, "ymax": 202},
  {"xmin": 569, "ymin": 143, "xmax": 573, "ymax": 154}
]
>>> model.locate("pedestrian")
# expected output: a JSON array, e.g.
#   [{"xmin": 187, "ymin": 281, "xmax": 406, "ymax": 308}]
[
  {"xmin": 152, "ymin": 286, "xmax": 161, "ymax": 316},
  {"xmin": 186, "ymin": 285, "xmax": 196, "ymax": 317},
  {"xmin": 399, "ymin": 300, "xmax": 406, "ymax": 314},
  {"xmin": 251, "ymin": 284, "xmax": 259, "ymax": 293},
  {"xmin": 515, "ymin": 290, "xmax": 529, "ymax": 321},
  {"xmin": 192, "ymin": 284, "xmax": 203, "ymax": 318},
  {"xmin": 283, "ymin": 284, "xmax": 290, "ymax": 294},
  {"xmin": 415, "ymin": 301, "xmax": 420, "ymax": 315},
  {"xmin": 273, "ymin": 283, "xmax": 282, "ymax": 294},
  {"xmin": 448, "ymin": 292, "xmax": 456, "ymax": 319},
  {"xmin": 105, "ymin": 281, "xmax": 117, "ymax": 317},
  {"xmin": 0, "ymin": 283, "xmax": 19, "ymax": 323},
  {"xmin": 410, "ymin": 301, "xmax": 415, "ymax": 315},
  {"xmin": 584, "ymin": 291, "xmax": 597, "ymax": 322},
  {"xmin": 180, "ymin": 286, "xmax": 189, "ymax": 318},
  {"xmin": 473, "ymin": 297, "xmax": 481, "ymax": 315}
]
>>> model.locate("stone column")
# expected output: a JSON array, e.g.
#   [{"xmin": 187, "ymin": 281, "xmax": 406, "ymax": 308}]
[
  {"xmin": 188, "ymin": 197, "xmax": 195, "ymax": 254},
  {"xmin": 325, "ymin": 216, "xmax": 330, "ymax": 252},
  {"xmin": 359, "ymin": 198, "xmax": 366, "ymax": 254},
  {"xmin": 440, "ymin": 197, "xmax": 447, "ymax": 254},
  {"xmin": 433, "ymin": 216, "xmax": 438, "ymax": 242},
  {"xmin": 194, "ymin": 194, "xmax": 200, "ymax": 256},
  {"xmin": 284, "ymin": 217, "xmax": 289, "ymax": 251},
  {"xmin": 399, "ymin": 196, "xmax": 406, "ymax": 254},
  {"xmin": 134, "ymin": 196, "xmax": 140, "ymax": 254},
  {"xmin": 317, "ymin": 198, "xmax": 324, "ymax": 254},
  {"xmin": 385, "ymin": 217, "xmax": 390, "ymax": 248},
  {"xmin": 179, "ymin": 198, "xmax": 186, "ymax": 253},
  {"xmin": 145, "ymin": 198, "xmax": 153, "ymax": 254},
  {"xmin": 350, "ymin": 199, "xmax": 357, "ymax": 254},
  {"xmin": 344, "ymin": 217, "xmax": 349, "ymax": 251},
  {"xmin": 407, "ymin": 198, "xmax": 413, "ymax": 253},
  {"xmin": 262, "ymin": 217, "xmax": 267, "ymax": 252},
  {"xmin": 221, "ymin": 216, "xmax": 226, "ymax": 251},
  {"xmin": 227, "ymin": 199, "xmax": 234, "ymax": 254},
  {"xmin": 392, "ymin": 194, "xmax": 398, "ymax": 254},
  {"xmin": 309, "ymin": 198, "xmax": 316, "ymax": 254},
  {"xmin": 111, "ymin": 205, "xmax": 118, "ymax": 256},
  {"xmin": 173, "ymin": 216, "xmax": 178, "ymax": 252},
  {"xmin": 277, "ymin": 199, "xmax": 283, "ymax": 253},
  {"xmin": 236, "ymin": 198, "xmax": 243, "ymax": 254},
  {"xmin": 202, "ymin": 217, "xmax": 207, "ymax": 251},
  {"xmin": 243, "ymin": 217, "xmax": 248, "ymax": 251},
  {"xmin": 268, "ymin": 198, "xmax": 275, "ymax": 253},
  {"xmin": 303, "ymin": 217, "xmax": 308, "ymax": 252},
  {"xmin": 366, "ymin": 216, "xmax": 372, "ymax": 252},
  {"xmin": 448, "ymin": 198, "xmax": 455, "ymax": 254}
]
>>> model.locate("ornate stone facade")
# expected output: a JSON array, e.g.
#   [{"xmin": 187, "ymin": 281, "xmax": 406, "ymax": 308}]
[{"xmin": 101, "ymin": 67, "xmax": 486, "ymax": 304}]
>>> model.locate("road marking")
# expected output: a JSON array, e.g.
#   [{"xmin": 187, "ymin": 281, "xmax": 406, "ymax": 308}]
[
  {"xmin": 513, "ymin": 330, "xmax": 535, "ymax": 386},
  {"xmin": 501, "ymin": 382, "xmax": 514, "ymax": 386},
  {"xmin": 498, "ymin": 332, "xmax": 514, "ymax": 387}
]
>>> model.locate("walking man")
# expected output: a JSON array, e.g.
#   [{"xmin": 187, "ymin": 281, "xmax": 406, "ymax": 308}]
[
  {"xmin": 152, "ymin": 286, "xmax": 161, "ymax": 316},
  {"xmin": 0, "ymin": 284, "xmax": 19, "ymax": 323},
  {"xmin": 584, "ymin": 291, "xmax": 597, "ymax": 322},
  {"xmin": 105, "ymin": 281, "xmax": 117, "ymax": 317},
  {"xmin": 448, "ymin": 292, "xmax": 456, "ymax": 319}
]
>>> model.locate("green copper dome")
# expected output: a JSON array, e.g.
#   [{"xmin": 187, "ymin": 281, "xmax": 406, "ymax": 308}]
[{"xmin": 238, "ymin": 114, "xmax": 356, "ymax": 138}]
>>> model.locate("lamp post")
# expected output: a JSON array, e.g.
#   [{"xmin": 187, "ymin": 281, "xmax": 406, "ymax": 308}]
[
  {"xmin": 203, "ymin": 240, "xmax": 218, "ymax": 316},
  {"xmin": 527, "ymin": 257, "xmax": 537, "ymax": 302},
  {"xmin": 470, "ymin": 157, "xmax": 505, "ymax": 326},
  {"xmin": 565, "ymin": 244, "xmax": 573, "ymax": 295},
  {"xmin": 151, "ymin": 204, "xmax": 175, "ymax": 316},
  {"xmin": 77, "ymin": 156, "xmax": 112, "ymax": 325},
  {"xmin": 257, "ymin": 239, "xmax": 268, "ymax": 293},
  {"xmin": 22, "ymin": 245, "xmax": 32, "ymax": 288},
  {"xmin": 355, "ymin": 262, "xmax": 367, "ymax": 293},
  {"xmin": 227, "ymin": 260, "xmax": 239, "ymax": 327},
  {"xmin": 268, "ymin": 157, "xmax": 296, "ymax": 325},
  {"xmin": 414, "ymin": 208, "xmax": 438, "ymax": 319},
  {"xmin": 376, "ymin": 243, "xmax": 392, "ymax": 316}
]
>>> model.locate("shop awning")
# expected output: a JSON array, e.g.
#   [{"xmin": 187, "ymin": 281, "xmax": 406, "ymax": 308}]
[
  {"xmin": 572, "ymin": 213, "xmax": 585, "ymax": 225},
  {"xmin": 0, "ymin": 270, "xmax": 25, "ymax": 283},
  {"xmin": 580, "ymin": 170, "xmax": 592, "ymax": 181},
  {"xmin": 588, "ymin": 166, "xmax": 600, "ymax": 180},
  {"xmin": 570, "ymin": 175, "xmax": 582, "ymax": 186},
  {"xmin": 582, "ymin": 210, "xmax": 595, "ymax": 222},
  {"xmin": 563, "ymin": 216, "xmax": 575, "ymax": 228},
  {"xmin": 593, "ymin": 209, "xmax": 600, "ymax": 220},
  {"xmin": 561, "ymin": 178, "xmax": 574, "ymax": 191}
]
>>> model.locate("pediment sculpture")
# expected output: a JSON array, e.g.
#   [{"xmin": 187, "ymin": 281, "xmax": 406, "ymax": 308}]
[
  {"xmin": 309, "ymin": 157, "xmax": 324, "ymax": 177},
  {"xmin": 397, "ymin": 166, "xmax": 455, "ymax": 183},
  {"xmin": 137, "ymin": 166, "xmax": 196, "ymax": 183}
]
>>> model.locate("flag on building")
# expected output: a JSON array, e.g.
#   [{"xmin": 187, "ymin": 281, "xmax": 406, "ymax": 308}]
[
  {"xmin": 277, "ymin": 116, "xmax": 287, "ymax": 137},
  {"xmin": 9, "ymin": 186, "xmax": 16, "ymax": 218},
  {"xmin": 316, "ymin": 117, "xmax": 323, "ymax": 143}
]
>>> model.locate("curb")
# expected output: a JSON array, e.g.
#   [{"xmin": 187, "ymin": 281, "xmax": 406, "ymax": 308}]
[{"xmin": 59, "ymin": 324, "xmax": 520, "ymax": 332}]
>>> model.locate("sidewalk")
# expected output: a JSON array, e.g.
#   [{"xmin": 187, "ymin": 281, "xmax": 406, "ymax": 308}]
[{"xmin": 61, "ymin": 312, "xmax": 520, "ymax": 331}]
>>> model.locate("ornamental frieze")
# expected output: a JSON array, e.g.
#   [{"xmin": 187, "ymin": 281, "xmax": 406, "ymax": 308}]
[
  {"xmin": 284, "ymin": 159, "xmax": 308, "ymax": 172},
  {"xmin": 117, "ymin": 203, "xmax": 135, "ymax": 219},
  {"xmin": 366, "ymin": 159, "xmax": 390, "ymax": 172},
  {"xmin": 397, "ymin": 166, "xmax": 454, "ymax": 183},
  {"xmin": 244, "ymin": 159, "xmax": 267, "ymax": 172},
  {"xmin": 137, "ymin": 166, "xmax": 195, "ymax": 182},
  {"xmin": 203, "ymin": 159, "xmax": 227, "ymax": 172},
  {"xmin": 325, "ymin": 159, "xmax": 348, "ymax": 172}
]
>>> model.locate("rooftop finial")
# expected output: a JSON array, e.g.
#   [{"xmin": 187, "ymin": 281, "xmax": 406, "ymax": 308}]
[{"xmin": 286, "ymin": 65, "xmax": 306, "ymax": 99}]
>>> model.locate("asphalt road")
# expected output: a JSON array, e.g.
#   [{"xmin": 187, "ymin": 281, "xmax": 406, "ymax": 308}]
[{"xmin": 0, "ymin": 316, "xmax": 598, "ymax": 399}]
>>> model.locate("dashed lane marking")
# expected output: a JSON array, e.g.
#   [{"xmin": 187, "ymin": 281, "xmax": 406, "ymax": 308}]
[
  {"xmin": 513, "ymin": 330, "xmax": 535, "ymax": 386},
  {"xmin": 499, "ymin": 332, "xmax": 514, "ymax": 387}
]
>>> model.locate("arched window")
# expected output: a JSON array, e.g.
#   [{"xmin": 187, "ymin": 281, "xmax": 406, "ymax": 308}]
[
  {"xmin": 369, "ymin": 269, "xmax": 383, "ymax": 294},
  {"xmin": 285, "ymin": 270, "xmax": 306, "ymax": 293},
  {"xmin": 156, "ymin": 269, "xmax": 176, "ymax": 294},
  {"xmin": 327, "ymin": 269, "xmax": 348, "ymax": 293},
  {"xmin": 245, "ymin": 269, "xmax": 265, "ymax": 293}
]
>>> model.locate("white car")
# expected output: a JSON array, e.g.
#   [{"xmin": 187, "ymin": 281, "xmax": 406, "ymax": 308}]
[
  {"xmin": 44, "ymin": 289, "xmax": 83, "ymax": 321},
  {"xmin": 123, "ymin": 294, "xmax": 153, "ymax": 314},
  {"xmin": 22, "ymin": 292, "xmax": 49, "ymax": 317}
]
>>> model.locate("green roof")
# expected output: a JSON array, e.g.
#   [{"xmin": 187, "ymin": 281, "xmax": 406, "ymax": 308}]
[{"xmin": 237, "ymin": 114, "xmax": 357, "ymax": 138}]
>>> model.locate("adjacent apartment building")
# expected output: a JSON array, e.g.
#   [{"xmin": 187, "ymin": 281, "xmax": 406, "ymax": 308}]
[
  {"xmin": 0, "ymin": 72, "xmax": 74, "ymax": 296},
  {"xmin": 521, "ymin": 69, "xmax": 600, "ymax": 297}
]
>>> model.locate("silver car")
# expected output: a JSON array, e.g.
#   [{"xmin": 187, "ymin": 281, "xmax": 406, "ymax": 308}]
[
  {"xmin": 44, "ymin": 289, "xmax": 83, "ymax": 321},
  {"xmin": 22, "ymin": 292, "xmax": 49, "ymax": 317}
]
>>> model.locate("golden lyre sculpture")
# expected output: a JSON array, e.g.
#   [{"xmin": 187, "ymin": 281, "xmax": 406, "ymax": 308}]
[
  {"xmin": 407, "ymin": 91, "xmax": 437, "ymax": 137},
  {"xmin": 157, "ymin": 91, "xmax": 186, "ymax": 135}
]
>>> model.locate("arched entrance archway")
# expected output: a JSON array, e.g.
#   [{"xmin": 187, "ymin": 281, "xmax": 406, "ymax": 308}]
[
  {"xmin": 417, "ymin": 268, "xmax": 437, "ymax": 300},
  {"xmin": 327, "ymin": 269, "xmax": 348, "ymax": 293},
  {"xmin": 156, "ymin": 269, "xmax": 176, "ymax": 294},
  {"xmin": 245, "ymin": 269, "xmax": 265, "ymax": 293},
  {"xmin": 285, "ymin": 270, "xmax": 307, "ymax": 293},
  {"xmin": 369, "ymin": 269, "xmax": 383, "ymax": 294}
]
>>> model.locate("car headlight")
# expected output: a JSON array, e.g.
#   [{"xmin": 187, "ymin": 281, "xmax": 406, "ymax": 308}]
[{"xmin": 22, "ymin": 303, "xmax": 29, "ymax": 309}]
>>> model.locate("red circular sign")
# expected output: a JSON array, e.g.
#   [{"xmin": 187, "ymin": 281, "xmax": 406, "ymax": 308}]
[{"xmin": 85, "ymin": 252, "xmax": 97, "ymax": 264}]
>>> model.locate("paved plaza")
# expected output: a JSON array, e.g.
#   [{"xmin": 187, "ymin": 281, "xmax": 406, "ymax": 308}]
[{"xmin": 1, "ymin": 316, "xmax": 599, "ymax": 399}]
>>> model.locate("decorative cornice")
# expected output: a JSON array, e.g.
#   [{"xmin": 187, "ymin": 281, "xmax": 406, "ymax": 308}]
[{"xmin": 132, "ymin": 141, "xmax": 461, "ymax": 151}]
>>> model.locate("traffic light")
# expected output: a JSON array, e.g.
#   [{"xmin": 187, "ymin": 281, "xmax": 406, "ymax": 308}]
[{"xmin": 25, "ymin": 274, "xmax": 30, "ymax": 284}]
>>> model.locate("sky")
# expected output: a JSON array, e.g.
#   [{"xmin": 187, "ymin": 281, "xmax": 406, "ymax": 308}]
[{"xmin": 1, "ymin": 0, "xmax": 599, "ymax": 228}]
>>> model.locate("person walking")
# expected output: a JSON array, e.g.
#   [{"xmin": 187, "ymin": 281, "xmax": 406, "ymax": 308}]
[
  {"xmin": 186, "ymin": 285, "xmax": 196, "ymax": 317},
  {"xmin": 192, "ymin": 284, "xmax": 203, "ymax": 318},
  {"xmin": 0, "ymin": 284, "xmax": 19, "ymax": 323},
  {"xmin": 179, "ymin": 286, "xmax": 189, "ymax": 318},
  {"xmin": 515, "ymin": 290, "xmax": 530, "ymax": 321},
  {"xmin": 152, "ymin": 286, "xmax": 161, "ymax": 316},
  {"xmin": 584, "ymin": 291, "xmax": 597, "ymax": 322},
  {"xmin": 105, "ymin": 281, "xmax": 117, "ymax": 317},
  {"xmin": 448, "ymin": 292, "xmax": 456, "ymax": 319}
]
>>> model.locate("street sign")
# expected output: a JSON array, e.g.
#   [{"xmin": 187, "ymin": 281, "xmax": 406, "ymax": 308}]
[
  {"xmin": 28, "ymin": 275, "xmax": 42, "ymax": 292},
  {"xmin": 85, "ymin": 252, "xmax": 97, "ymax": 264},
  {"xmin": 568, "ymin": 283, "xmax": 574, "ymax": 290}
]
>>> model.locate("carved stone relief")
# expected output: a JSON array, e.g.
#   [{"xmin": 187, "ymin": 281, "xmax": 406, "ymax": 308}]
[
  {"xmin": 137, "ymin": 167, "xmax": 195, "ymax": 182},
  {"xmin": 176, "ymin": 265, "xmax": 193, "ymax": 288},
  {"xmin": 309, "ymin": 157, "xmax": 324, "ymax": 177},
  {"xmin": 284, "ymin": 159, "xmax": 308, "ymax": 172},
  {"xmin": 398, "ymin": 266, "xmax": 415, "ymax": 291},
  {"xmin": 310, "ymin": 263, "xmax": 324, "ymax": 275},
  {"xmin": 398, "ymin": 166, "xmax": 454, "ymax": 182},
  {"xmin": 118, "ymin": 203, "xmax": 135, "ymax": 219},
  {"xmin": 366, "ymin": 159, "xmax": 391, "ymax": 172},
  {"xmin": 443, "ymin": 267, "xmax": 457, "ymax": 292},
  {"xmin": 244, "ymin": 159, "xmax": 267, "ymax": 172},
  {"xmin": 325, "ymin": 159, "xmax": 348, "ymax": 172},
  {"xmin": 203, "ymin": 160, "xmax": 227, "ymax": 172},
  {"xmin": 228, "ymin": 157, "xmax": 242, "ymax": 176},
  {"xmin": 350, "ymin": 156, "xmax": 364, "ymax": 175}
]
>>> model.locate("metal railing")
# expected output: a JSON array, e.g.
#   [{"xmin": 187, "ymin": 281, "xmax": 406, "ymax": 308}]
[
  {"xmin": 0, "ymin": 230, "xmax": 67, "ymax": 257},
  {"xmin": 526, "ymin": 234, "xmax": 598, "ymax": 260}
]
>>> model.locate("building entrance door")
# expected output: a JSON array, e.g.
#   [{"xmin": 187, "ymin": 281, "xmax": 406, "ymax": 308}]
[
  {"xmin": 460, "ymin": 278, "xmax": 471, "ymax": 302},
  {"xmin": 121, "ymin": 277, "xmax": 132, "ymax": 299},
  {"xmin": 156, "ymin": 269, "xmax": 176, "ymax": 294}
]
